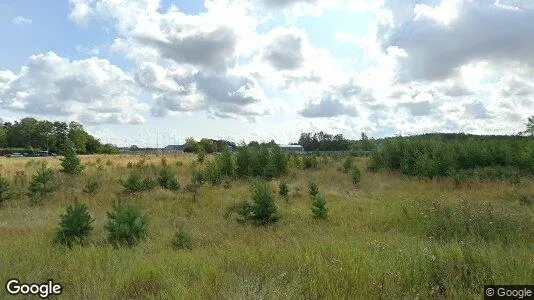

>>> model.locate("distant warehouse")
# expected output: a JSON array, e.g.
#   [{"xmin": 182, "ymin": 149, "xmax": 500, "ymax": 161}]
[{"xmin": 280, "ymin": 144, "xmax": 304, "ymax": 153}]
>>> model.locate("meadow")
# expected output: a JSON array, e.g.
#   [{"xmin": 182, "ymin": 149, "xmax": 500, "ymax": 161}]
[{"xmin": 0, "ymin": 152, "xmax": 533, "ymax": 299}]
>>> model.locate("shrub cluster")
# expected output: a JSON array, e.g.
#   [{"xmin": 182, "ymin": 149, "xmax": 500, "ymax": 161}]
[
  {"xmin": 235, "ymin": 143, "xmax": 287, "ymax": 179},
  {"xmin": 121, "ymin": 172, "xmax": 156, "ymax": 194},
  {"xmin": 368, "ymin": 136, "xmax": 534, "ymax": 179},
  {"xmin": 0, "ymin": 176, "xmax": 11, "ymax": 206}
]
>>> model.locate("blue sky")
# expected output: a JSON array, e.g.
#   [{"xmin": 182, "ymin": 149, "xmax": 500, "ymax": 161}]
[{"xmin": 1, "ymin": 0, "xmax": 533, "ymax": 146}]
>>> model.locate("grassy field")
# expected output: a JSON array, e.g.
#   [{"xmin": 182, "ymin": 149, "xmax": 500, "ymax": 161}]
[{"xmin": 1, "ymin": 154, "xmax": 533, "ymax": 299}]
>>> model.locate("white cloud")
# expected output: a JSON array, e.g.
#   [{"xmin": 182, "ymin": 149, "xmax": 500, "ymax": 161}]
[
  {"xmin": 0, "ymin": 52, "xmax": 148, "ymax": 124},
  {"xmin": 13, "ymin": 16, "xmax": 32, "ymax": 25}
]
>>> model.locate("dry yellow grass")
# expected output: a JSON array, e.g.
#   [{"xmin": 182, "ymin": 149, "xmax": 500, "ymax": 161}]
[{"xmin": 1, "ymin": 154, "xmax": 533, "ymax": 299}]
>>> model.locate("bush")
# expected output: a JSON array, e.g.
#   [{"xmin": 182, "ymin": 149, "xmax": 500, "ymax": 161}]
[
  {"xmin": 60, "ymin": 144, "xmax": 84, "ymax": 175},
  {"xmin": 55, "ymin": 202, "xmax": 94, "ymax": 247},
  {"xmin": 83, "ymin": 179, "xmax": 101, "ymax": 195},
  {"xmin": 197, "ymin": 151, "xmax": 206, "ymax": 163},
  {"xmin": 217, "ymin": 149, "xmax": 235, "ymax": 178},
  {"xmin": 27, "ymin": 164, "xmax": 59, "ymax": 202},
  {"xmin": 121, "ymin": 172, "xmax": 155, "ymax": 193},
  {"xmin": 303, "ymin": 155, "xmax": 318, "ymax": 170},
  {"xmin": 235, "ymin": 143, "xmax": 288, "ymax": 178},
  {"xmin": 0, "ymin": 176, "xmax": 11, "ymax": 206},
  {"xmin": 341, "ymin": 157, "xmax": 353, "ymax": 173},
  {"xmin": 279, "ymin": 181, "xmax": 289, "ymax": 201},
  {"xmin": 172, "ymin": 228, "xmax": 192, "ymax": 250},
  {"xmin": 351, "ymin": 166, "xmax": 361, "ymax": 185},
  {"xmin": 204, "ymin": 161, "xmax": 222, "ymax": 186},
  {"xmin": 157, "ymin": 167, "xmax": 180, "ymax": 191},
  {"xmin": 238, "ymin": 181, "xmax": 279, "ymax": 225},
  {"xmin": 105, "ymin": 201, "xmax": 148, "ymax": 247},
  {"xmin": 311, "ymin": 193, "xmax": 328, "ymax": 219},
  {"xmin": 235, "ymin": 201, "xmax": 254, "ymax": 224},
  {"xmin": 308, "ymin": 181, "xmax": 319, "ymax": 199}
]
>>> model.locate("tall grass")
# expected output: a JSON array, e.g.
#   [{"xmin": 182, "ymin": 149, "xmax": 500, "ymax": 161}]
[{"xmin": 0, "ymin": 154, "xmax": 532, "ymax": 298}]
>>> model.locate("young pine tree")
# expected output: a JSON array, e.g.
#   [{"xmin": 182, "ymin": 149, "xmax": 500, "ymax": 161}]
[
  {"xmin": 250, "ymin": 181, "xmax": 279, "ymax": 225},
  {"xmin": 278, "ymin": 181, "xmax": 289, "ymax": 201},
  {"xmin": 311, "ymin": 193, "xmax": 328, "ymax": 220},
  {"xmin": 308, "ymin": 181, "xmax": 319, "ymax": 199},
  {"xmin": 55, "ymin": 202, "xmax": 94, "ymax": 247},
  {"xmin": 105, "ymin": 201, "xmax": 148, "ymax": 247},
  {"xmin": 351, "ymin": 166, "xmax": 361, "ymax": 186},
  {"xmin": 60, "ymin": 142, "xmax": 84, "ymax": 175},
  {"xmin": 28, "ymin": 164, "xmax": 59, "ymax": 202}
]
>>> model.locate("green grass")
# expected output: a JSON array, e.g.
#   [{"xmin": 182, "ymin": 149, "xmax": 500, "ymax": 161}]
[{"xmin": 0, "ymin": 154, "xmax": 533, "ymax": 299}]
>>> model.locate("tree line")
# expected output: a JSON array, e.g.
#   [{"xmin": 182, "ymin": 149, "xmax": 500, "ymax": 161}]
[
  {"xmin": 0, "ymin": 118, "xmax": 119, "ymax": 154},
  {"xmin": 297, "ymin": 131, "xmax": 376, "ymax": 152}
]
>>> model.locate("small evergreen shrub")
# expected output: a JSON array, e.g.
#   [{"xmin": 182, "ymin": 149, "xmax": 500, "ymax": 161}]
[
  {"xmin": 197, "ymin": 151, "xmax": 206, "ymax": 163},
  {"xmin": 121, "ymin": 172, "xmax": 155, "ymax": 193},
  {"xmin": 0, "ymin": 177, "xmax": 11, "ymax": 206},
  {"xmin": 238, "ymin": 182, "xmax": 279, "ymax": 225},
  {"xmin": 278, "ymin": 181, "xmax": 289, "ymax": 201},
  {"xmin": 157, "ymin": 167, "xmax": 180, "ymax": 191},
  {"xmin": 83, "ymin": 179, "xmax": 101, "ymax": 195},
  {"xmin": 235, "ymin": 201, "xmax": 254, "ymax": 224},
  {"xmin": 204, "ymin": 161, "xmax": 222, "ymax": 185},
  {"xmin": 351, "ymin": 166, "xmax": 361, "ymax": 185},
  {"xmin": 311, "ymin": 193, "xmax": 328, "ymax": 219},
  {"xmin": 105, "ymin": 201, "xmax": 148, "ymax": 247},
  {"xmin": 55, "ymin": 202, "xmax": 94, "ymax": 247},
  {"xmin": 60, "ymin": 144, "xmax": 84, "ymax": 175},
  {"xmin": 303, "ymin": 156, "xmax": 318, "ymax": 170},
  {"xmin": 308, "ymin": 181, "xmax": 319, "ymax": 199},
  {"xmin": 172, "ymin": 228, "xmax": 192, "ymax": 250},
  {"xmin": 27, "ymin": 165, "xmax": 59, "ymax": 202},
  {"xmin": 341, "ymin": 157, "xmax": 353, "ymax": 173}
]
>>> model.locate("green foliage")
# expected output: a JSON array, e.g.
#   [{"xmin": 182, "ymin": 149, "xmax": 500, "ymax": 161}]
[
  {"xmin": 204, "ymin": 161, "xmax": 222, "ymax": 185},
  {"xmin": 105, "ymin": 201, "xmax": 148, "ymax": 247},
  {"xmin": 238, "ymin": 181, "xmax": 279, "ymax": 225},
  {"xmin": 308, "ymin": 181, "xmax": 319, "ymax": 199},
  {"xmin": 197, "ymin": 150, "xmax": 206, "ymax": 163},
  {"xmin": 351, "ymin": 166, "xmax": 361, "ymax": 186},
  {"xmin": 519, "ymin": 195, "xmax": 532, "ymax": 206},
  {"xmin": 341, "ymin": 157, "xmax": 353, "ymax": 173},
  {"xmin": 172, "ymin": 228, "xmax": 192, "ymax": 250},
  {"xmin": 121, "ymin": 172, "xmax": 155, "ymax": 194},
  {"xmin": 60, "ymin": 143, "xmax": 84, "ymax": 175},
  {"xmin": 278, "ymin": 181, "xmax": 289, "ymax": 201},
  {"xmin": 217, "ymin": 149, "xmax": 235, "ymax": 178},
  {"xmin": 55, "ymin": 202, "xmax": 94, "ymax": 247},
  {"xmin": 235, "ymin": 142, "xmax": 288, "ymax": 179},
  {"xmin": 303, "ymin": 155, "xmax": 318, "ymax": 170},
  {"xmin": 27, "ymin": 164, "xmax": 59, "ymax": 201},
  {"xmin": 0, "ymin": 176, "xmax": 11, "ymax": 205},
  {"xmin": 298, "ymin": 131, "xmax": 351, "ymax": 151},
  {"xmin": 0, "ymin": 117, "xmax": 107, "ymax": 154},
  {"xmin": 369, "ymin": 135, "xmax": 534, "ymax": 180},
  {"xmin": 523, "ymin": 115, "xmax": 534, "ymax": 136},
  {"xmin": 311, "ymin": 193, "xmax": 328, "ymax": 219},
  {"xmin": 157, "ymin": 167, "xmax": 180, "ymax": 191},
  {"xmin": 83, "ymin": 179, "xmax": 101, "ymax": 195}
]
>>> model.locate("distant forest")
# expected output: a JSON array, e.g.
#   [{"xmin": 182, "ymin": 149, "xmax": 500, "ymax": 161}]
[{"xmin": 0, "ymin": 118, "xmax": 119, "ymax": 154}]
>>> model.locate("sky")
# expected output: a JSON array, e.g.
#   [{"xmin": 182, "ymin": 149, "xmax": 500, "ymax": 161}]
[{"xmin": 1, "ymin": 0, "xmax": 533, "ymax": 147}]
